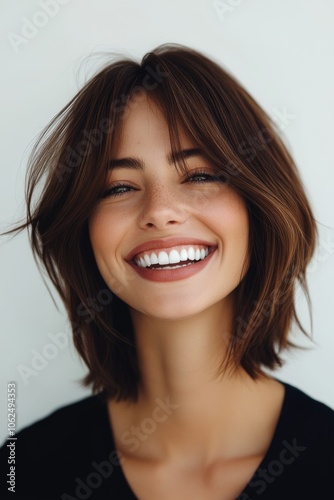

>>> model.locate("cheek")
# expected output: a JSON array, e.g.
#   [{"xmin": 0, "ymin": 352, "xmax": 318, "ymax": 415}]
[
  {"xmin": 185, "ymin": 183, "xmax": 224, "ymax": 210},
  {"xmin": 88, "ymin": 213, "xmax": 107, "ymax": 253},
  {"xmin": 207, "ymin": 196, "xmax": 249, "ymax": 265},
  {"xmin": 89, "ymin": 204, "xmax": 126, "ymax": 246},
  {"xmin": 88, "ymin": 210, "xmax": 121, "ymax": 269},
  {"xmin": 227, "ymin": 203, "xmax": 249, "ymax": 277},
  {"xmin": 88, "ymin": 206, "xmax": 135, "ymax": 265},
  {"xmin": 206, "ymin": 193, "xmax": 248, "ymax": 236},
  {"xmin": 88, "ymin": 212, "xmax": 135, "ymax": 293}
]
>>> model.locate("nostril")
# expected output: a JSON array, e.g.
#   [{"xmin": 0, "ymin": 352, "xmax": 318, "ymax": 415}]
[{"xmin": 145, "ymin": 220, "xmax": 178, "ymax": 228}]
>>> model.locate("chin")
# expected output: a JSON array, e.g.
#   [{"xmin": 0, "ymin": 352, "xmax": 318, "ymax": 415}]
[{"xmin": 129, "ymin": 295, "xmax": 220, "ymax": 322}]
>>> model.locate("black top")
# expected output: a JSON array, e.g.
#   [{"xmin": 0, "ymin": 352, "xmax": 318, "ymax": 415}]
[{"xmin": 1, "ymin": 379, "xmax": 333, "ymax": 500}]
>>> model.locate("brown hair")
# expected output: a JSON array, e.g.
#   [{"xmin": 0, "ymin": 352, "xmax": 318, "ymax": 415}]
[{"xmin": 5, "ymin": 44, "xmax": 317, "ymax": 401}]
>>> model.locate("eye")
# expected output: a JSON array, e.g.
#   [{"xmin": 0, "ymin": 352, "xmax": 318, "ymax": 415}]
[
  {"xmin": 100, "ymin": 183, "xmax": 136, "ymax": 199},
  {"xmin": 185, "ymin": 170, "xmax": 218, "ymax": 183}
]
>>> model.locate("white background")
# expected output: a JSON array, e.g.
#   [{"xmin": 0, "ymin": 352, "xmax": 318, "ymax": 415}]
[{"xmin": 0, "ymin": 0, "xmax": 333, "ymax": 443}]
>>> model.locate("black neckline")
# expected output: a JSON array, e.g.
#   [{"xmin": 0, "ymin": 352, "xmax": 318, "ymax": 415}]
[{"xmin": 94, "ymin": 378, "xmax": 292, "ymax": 498}]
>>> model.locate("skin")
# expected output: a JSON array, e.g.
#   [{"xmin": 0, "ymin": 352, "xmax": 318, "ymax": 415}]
[{"xmin": 88, "ymin": 95, "xmax": 285, "ymax": 496}]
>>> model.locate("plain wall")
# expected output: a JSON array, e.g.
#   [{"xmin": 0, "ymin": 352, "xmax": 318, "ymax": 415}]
[{"xmin": 1, "ymin": 0, "xmax": 333, "ymax": 443}]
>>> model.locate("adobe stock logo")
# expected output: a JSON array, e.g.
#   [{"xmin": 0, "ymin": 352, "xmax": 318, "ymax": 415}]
[
  {"xmin": 7, "ymin": 0, "xmax": 72, "ymax": 54},
  {"xmin": 60, "ymin": 397, "xmax": 180, "ymax": 499},
  {"xmin": 61, "ymin": 450, "xmax": 123, "ymax": 500},
  {"xmin": 237, "ymin": 438, "xmax": 307, "ymax": 499},
  {"xmin": 212, "ymin": 0, "xmax": 246, "ymax": 21}
]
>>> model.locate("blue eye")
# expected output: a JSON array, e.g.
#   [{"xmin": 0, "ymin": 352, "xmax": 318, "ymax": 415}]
[
  {"xmin": 101, "ymin": 183, "xmax": 134, "ymax": 199},
  {"xmin": 186, "ymin": 171, "xmax": 217, "ymax": 183}
]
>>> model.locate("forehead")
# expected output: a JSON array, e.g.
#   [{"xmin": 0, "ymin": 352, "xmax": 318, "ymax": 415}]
[{"xmin": 114, "ymin": 94, "xmax": 194, "ymax": 156}]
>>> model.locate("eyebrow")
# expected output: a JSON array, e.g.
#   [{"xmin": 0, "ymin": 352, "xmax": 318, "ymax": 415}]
[{"xmin": 107, "ymin": 148, "xmax": 203, "ymax": 170}]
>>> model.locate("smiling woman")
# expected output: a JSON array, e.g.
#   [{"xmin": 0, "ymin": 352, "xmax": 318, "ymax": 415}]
[
  {"xmin": 1, "ymin": 44, "xmax": 333, "ymax": 500},
  {"xmin": 89, "ymin": 98, "xmax": 249, "ymax": 315}
]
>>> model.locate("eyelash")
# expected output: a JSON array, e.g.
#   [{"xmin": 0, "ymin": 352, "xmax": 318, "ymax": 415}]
[{"xmin": 101, "ymin": 170, "xmax": 218, "ymax": 199}]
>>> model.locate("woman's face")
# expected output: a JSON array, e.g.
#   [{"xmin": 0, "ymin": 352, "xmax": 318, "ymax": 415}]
[{"xmin": 88, "ymin": 96, "xmax": 249, "ymax": 320}]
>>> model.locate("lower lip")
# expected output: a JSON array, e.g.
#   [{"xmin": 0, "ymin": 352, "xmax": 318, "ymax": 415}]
[{"xmin": 127, "ymin": 248, "xmax": 217, "ymax": 282}]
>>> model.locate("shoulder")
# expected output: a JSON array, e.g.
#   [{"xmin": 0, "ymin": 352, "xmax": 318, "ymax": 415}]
[
  {"xmin": 280, "ymin": 380, "xmax": 334, "ymax": 436},
  {"xmin": 276, "ymin": 380, "xmax": 334, "ymax": 481},
  {"xmin": 13, "ymin": 393, "xmax": 104, "ymax": 450},
  {"xmin": 276, "ymin": 379, "xmax": 334, "ymax": 456},
  {"xmin": 0, "ymin": 393, "xmax": 103, "ymax": 461},
  {"xmin": 241, "ymin": 380, "xmax": 334, "ymax": 499},
  {"xmin": 0, "ymin": 393, "xmax": 126, "ymax": 499}
]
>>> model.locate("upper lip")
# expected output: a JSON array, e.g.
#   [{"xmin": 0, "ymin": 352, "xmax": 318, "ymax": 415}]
[{"xmin": 126, "ymin": 237, "xmax": 217, "ymax": 262}]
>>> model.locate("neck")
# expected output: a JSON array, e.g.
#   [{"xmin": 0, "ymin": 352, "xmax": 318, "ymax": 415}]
[
  {"xmin": 130, "ymin": 296, "xmax": 235, "ymax": 405},
  {"xmin": 108, "ymin": 298, "xmax": 280, "ymax": 466},
  {"xmin": 120, "ymin": 297, "xmax": 268, "ymax": 460}
]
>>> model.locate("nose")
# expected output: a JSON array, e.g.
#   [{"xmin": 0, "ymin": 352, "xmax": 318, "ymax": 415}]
[{"xmin": 137, "ymin": 183, "xmax": 187, "ymax": 230}]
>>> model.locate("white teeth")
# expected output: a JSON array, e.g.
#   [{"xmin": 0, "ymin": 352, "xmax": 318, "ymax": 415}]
[
  {"xmin": 140, "ymin": 257, "xmax": 147, "ymax": 268},
  {"xmin": 180, "ymin": 249, "xmax": 188, "ymax": 261},
  {"xmin": 158, "ymin": 251, "xmax": 169, "ymax": 265},
  {"xmin": 169, "ymin": 249, "xmax": 181, "ymax": 264},
  {"xmin": 150, "ymin": 252, "xmax": 158, "ymax": 264},
  {"xmin": 188, "ymin": 247, "xmax": 195, "ymax": 260},
  {"xmin": 134, "ymin": 245, "xmax": 212, "ymax": 268}
]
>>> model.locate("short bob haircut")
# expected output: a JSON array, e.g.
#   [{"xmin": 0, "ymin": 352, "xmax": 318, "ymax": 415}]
[{"xmin": 9, "ymin": 44, "xmax": 317, "ymax": 402}]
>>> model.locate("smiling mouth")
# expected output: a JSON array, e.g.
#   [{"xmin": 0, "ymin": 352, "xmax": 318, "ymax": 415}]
[{"xmin": 133, "ymin": 245, "xmax": 214, "ymax": 270}]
